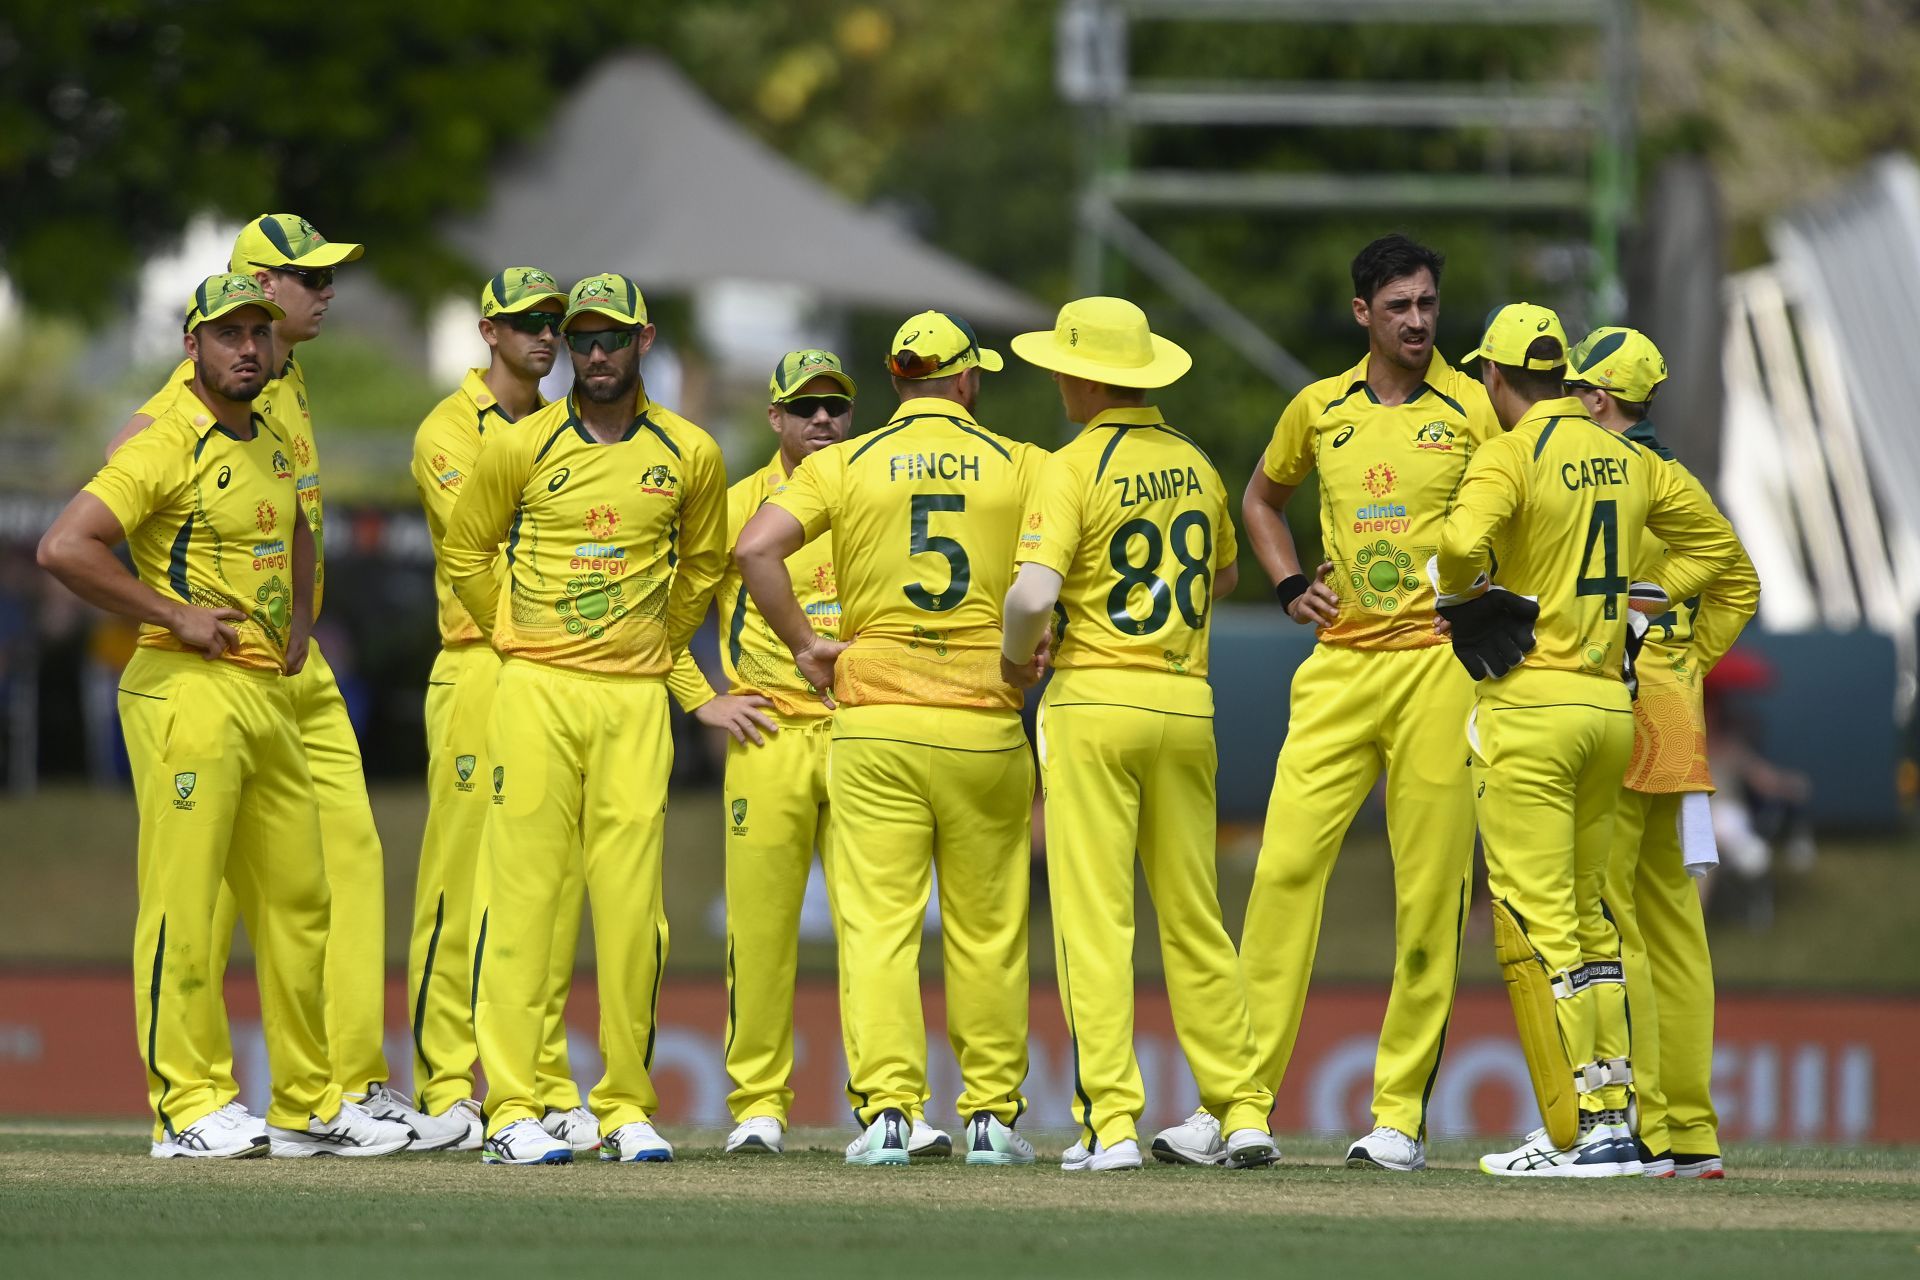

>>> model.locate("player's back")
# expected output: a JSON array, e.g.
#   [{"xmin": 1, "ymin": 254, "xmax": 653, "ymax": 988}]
[
  {"xmin": 1024, "ymin": 408, "xmax": 1235, "ymax": 716},
  {"xmin": 782, "ymin": 398, "xmax": 1041, "ymax": 712}
]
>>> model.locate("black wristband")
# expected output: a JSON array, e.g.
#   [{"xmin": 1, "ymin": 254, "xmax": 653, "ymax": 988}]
[{"xmin": 1274, "ymin": 573, "xmax": 1310, "ymax": 610}]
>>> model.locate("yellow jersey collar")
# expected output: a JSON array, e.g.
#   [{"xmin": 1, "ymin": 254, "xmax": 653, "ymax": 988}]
[
  {"xmin": 1340, "ymin": 351, "xmax": 1463, "ymax": 405},
  {"xmin": 1514, "ymin": 396, "xmax": 1595, "ymax": 433},
  {"xmin": 464, "ymin": 367, "xmax": 544, "ymax": 430},
  {"xmin": 1083, "ymin": 405, "xmax": 1165, "ymax": 432},
  {"xmin": 563, "ymin": 386, "xmax": 657, "ymax": 444},
  {"xmin": 891, "ymin": 396, "xmax": 979, "ymax": 427}
]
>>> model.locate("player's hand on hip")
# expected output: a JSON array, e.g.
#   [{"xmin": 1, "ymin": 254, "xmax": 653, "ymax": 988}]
[
  {"xmin": 168, "ymin": 604, "xmax": 244, "ymax": 661},
  {"xmin": 1287, "ymin": 560, "xmax": 1340, "ymax": 626},
  {"xmin": 696, "ymin": 693, "xmax": 779, "ymax": 746},
  {"xmin": 797, "ymin": 637, "xmax": 848, "ymax": 710},
  {"xmin": 283, "ymin": 628, "xmax": 310, "ymax": 677}
]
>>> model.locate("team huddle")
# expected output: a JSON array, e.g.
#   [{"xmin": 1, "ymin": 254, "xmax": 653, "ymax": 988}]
[{"xmin": 35, "ymin": 219, "xmax": 1757, "ymax": 1179}]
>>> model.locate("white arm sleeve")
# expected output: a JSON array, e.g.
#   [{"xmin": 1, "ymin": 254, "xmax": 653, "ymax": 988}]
[{"xmin": 1001, "ymin": 563, "xmax": 1064, "ymax": 663}]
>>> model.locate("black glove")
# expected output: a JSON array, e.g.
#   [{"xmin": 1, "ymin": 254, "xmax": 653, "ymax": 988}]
[
  {"xmin": 1437, "ymin": 588, "xmax": 1539, "ymax": 681},
  {"xmin": 1623, "ymin": 609, "xmax": 1651, "ymax": 699}
]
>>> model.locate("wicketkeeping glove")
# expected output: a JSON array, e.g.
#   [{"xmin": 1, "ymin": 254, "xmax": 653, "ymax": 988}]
[{"xmin": 1436, "ymin": 587, "xmax": 1540, "ymax": 681}]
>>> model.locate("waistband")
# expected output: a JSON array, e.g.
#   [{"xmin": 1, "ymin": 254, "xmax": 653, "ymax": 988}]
[
  {"xmin": 1043, "ymin": 667, "xmax": 1213, "ymax": 718},
  {"xmin": 831, "ymin": 702, "xmax": 1027, "ymax": 753},
  {"xmin": 1478, "ymin": 664, "xmax": 1632, "ymax": 712},
  {"xmin": 501, "ymin": 655, "xmax": 668, "ymax": 686},
  {"xmin": 125, "ymin": 645, "xmax": 284, "ymax": 684}
]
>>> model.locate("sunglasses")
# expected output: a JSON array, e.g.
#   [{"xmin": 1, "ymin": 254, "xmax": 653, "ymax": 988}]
[
  {"xmin": 256, "ymin": 263, "xmax": 335, "ymax": 290},
  {"xmin": 779, "ymin": 394, "xmax": 852, "ymax": 418},
  {"xmin": 494, "ymin": 310, "xmax": 563, "ymax": 336},
  {"xmin": 565, "ymin": 328, "xmax": 639, "ymax": 355}
]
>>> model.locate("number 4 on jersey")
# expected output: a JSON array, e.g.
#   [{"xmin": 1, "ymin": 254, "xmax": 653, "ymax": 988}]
[{"xmin": 1575, "ymin": 498, "xmax": 1627, "ymax": 620}]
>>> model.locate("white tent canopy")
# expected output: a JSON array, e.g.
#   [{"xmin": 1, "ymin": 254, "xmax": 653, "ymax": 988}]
[{"xmin": 451, "ymin": 52, "xmax": 1048, "ymax": 332}]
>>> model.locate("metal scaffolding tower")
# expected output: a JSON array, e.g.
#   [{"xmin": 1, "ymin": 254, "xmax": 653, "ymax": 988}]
[{"xmin": 1058, "ymin": 0, "xmax": 1637, "ymax": 392}]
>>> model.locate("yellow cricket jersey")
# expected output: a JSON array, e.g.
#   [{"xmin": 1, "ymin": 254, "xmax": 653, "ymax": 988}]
[
  {"xmin": 1262, "ymin": 353, "xmax": 1500, "ymax": 649},
  {"xmin": 84, "ymin": 385, "xmax": 304, "ymax": 673},
  {"xmin": 1015, "ymin": 406, "xmax": 1236, "ymax": 717},
  {"xmin": 413, "ymin": 369, "xmax": 541, "ymax": 649},
  {"xmin": 1619, "ymin": 422, "xmax": 1761, "ymax": 792},
  {"xmin": 766, "ymin": 397, "xmax": 1044, "ymax": 721},
  {"xmin": 698, "ymin": 455, "xmax": 839, "ymax": 719},
  {"xmin": 140, "ymin": 354, "xmax": 327, "ymax": 615},
  {"xmin": 440, "ymin": 390, "xmax": 726, "ymax": 678},
  {"xmin": 1438, "ymin": 398, "xmax": 1745, "ymax": 685}
]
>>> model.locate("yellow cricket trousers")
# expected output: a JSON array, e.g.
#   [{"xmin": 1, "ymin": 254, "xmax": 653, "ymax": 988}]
[
  {"xmin": 118, "ymin": 648, "xmax": 341, "ymax": 1135},
  {"xmin": 723, "ymin": 715, "xmax": 835, "ymax": 1124},
  {"xmin": 1472, "ymin": 668, "xmax": 1636, "ymax": 1115},
  {"xmin": 200, "ymin": 637, "xmax": 390, "ymax": 1099},
  {"xmin": 474, "ymin": 659, "xmax": 672, "ymax": 1136},
  {"xmin": 1038, "ymin": 672, "xmax": 1271, "ymax": 1149},
  {"xmin": 1240, "ymin": 642, "xmax": 1475, "ymax": 1138},
  {"xmin": 828, "ymin": 703, "xmax": 1031, "ymax": 1127},
  {"xmin": 407, "ymin": 643, "xmax": 586, "ymax": 1115},
  {"xmin": 1608, "ymin": 789, "xmax": 1719, "ymax": 1156}
]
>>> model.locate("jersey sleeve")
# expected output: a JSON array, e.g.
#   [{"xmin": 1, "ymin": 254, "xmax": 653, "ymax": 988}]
[
  {"xmin": 440, "ymin": 427, "xmax": 528, "ymax": 635},
  {"xmin": 1015, "ymin": 449, "xmax": 1081, "ymax": 576},
  {"xmin": 1666, "ymin": 463, "xmax": 1759, "ymax": 674},
  {"xmin": 666, "ymin": 647, "xmax": 717, "ymax": 713},
  {"xmin": 82, "ymin": 420, "xmax": 189, "ymax": 537},
  {"xmin": 1260, "ymin": 391, "xmax": 1317, "ymax": 486},
  {"xmin": 766, "ymin": 447, "xmax": 839, "ymax": 542},
  {"xmin": 1211, "ymin": 464, "xmax": 1239, "ymax": 571},
  {"xmin": 132, "ymin": 359, "xmax": 194, "ymax": 421},
  {"xmin": 411, "ymin": 404, "xmax": 479, "ymax": 536},
  {"xmin": 664, "ymin": 431, "xmax": 728, "ymax": 654},
  {"xmin": 1642, "ymin": 456, "xmax": 1744, "ymax": 608},
  {"xmin": 1437, "ymin": 433, "xmax": 1525, "ymax": 595}
]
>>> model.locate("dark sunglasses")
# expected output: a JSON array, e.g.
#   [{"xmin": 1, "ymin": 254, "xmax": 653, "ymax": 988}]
[
  {"xmin": 565, "ymin": 328, "xmax": 639, "ymax": 354},
  {"xmin": 256, "ymin": 263, "xmax": 335, "ymax": 290},
  {"xmin": 779, "ymin": 394, "xmax": 852, "ymax": 418},
  {"xmin": 494, "ymin": 310, "xmax": 563, "ymax": 336}
]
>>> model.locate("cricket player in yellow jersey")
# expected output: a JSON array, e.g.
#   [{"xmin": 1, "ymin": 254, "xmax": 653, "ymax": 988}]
[
  {"xmin": 663, "ymin": 349, "xmax": 858, "ymax": 1156},
  {"xmin": 110, "ymin": 215, "xmax": 457, "ymax": 1147},
  {"xmin": 737, "ymin": 311, "xmax": 1044, "ymax": 1168},
  {"xmin": 443, "ymin": 272, "xmax": 726, "ymax": 1166},
  {"xmin": 1436, "ymin": 303, "xmax": 1743, "ymax": 1177},
  {"xmin": 1568, "ymin": 327, "xmax": 1759, "ymax": 1179},
  {"xmin": 1220, "ymin": 235, "xmax": 1497, "ymax": 1173},
  {"xmin": 1000, "ymin": 298, "xmax": 1277, "ymax": 1172},
  {"xmin": 38, "ymin": 274, "xmax": 411, "ymax": 1159},
  {"xmin": 407, "ymin": 268, "xmax": 598, "ymax": 1153}
]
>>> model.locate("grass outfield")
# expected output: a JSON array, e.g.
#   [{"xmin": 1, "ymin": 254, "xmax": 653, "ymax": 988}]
[{"xmin": 2, "ymin": 1126, "xmax": 1916, "ymax": 1278}]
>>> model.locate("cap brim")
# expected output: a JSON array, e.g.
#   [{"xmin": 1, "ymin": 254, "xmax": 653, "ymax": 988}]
[
  {"xmin": 196, "ymin": 298, "xmax": 287, "ymax": 327},
  {"xmin": 775, "ymin": 369, "xmax": 858, "ymax": 400},
  {"xmin": 489, "ymin": 291, "xmax": 568, "ymax": 316},
  {"xmin": 288, "ymin": 242, "xmax": 364, "ymax": 268},
  {"xmin": 1459, "ymin": 345, "xmax": 1492, "ymax": 364},
  {"xmin": 562, "ymin": 304, "xmax": 645, "ymax": 330},
  {"xmin": 976, "ymin": 347, "xmax": 1004, "ymax": 373},
  {"xmin": 1009, "ymin": 331, "xmax": 1192, "ymax": 388}
]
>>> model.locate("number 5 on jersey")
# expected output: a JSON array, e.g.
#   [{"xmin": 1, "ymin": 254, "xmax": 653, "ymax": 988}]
[{"xmin": 906, "ymin": 492, "xmax": 970, "ymax": 611}]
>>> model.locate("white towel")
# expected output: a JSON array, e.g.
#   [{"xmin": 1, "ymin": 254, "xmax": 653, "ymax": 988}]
[{"xmin": 1681, "ymin": 791, "xmax": 1719, "ymax": 878}]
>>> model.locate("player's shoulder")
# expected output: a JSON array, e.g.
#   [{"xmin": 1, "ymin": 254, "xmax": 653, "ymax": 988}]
[
  {"xmin": 1286, "ymin": 364, "xmax": 1369, "ymax": 422},
  {"xmin": 643, "ymin": 400, "xmax": 721, "ymax": 461},
  {"xmin": 414, "ymin": 382, "xmax": 479, "ymax": 450}
]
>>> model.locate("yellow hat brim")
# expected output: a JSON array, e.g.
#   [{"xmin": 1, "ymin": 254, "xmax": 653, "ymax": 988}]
[
  {"xmin": 562, "ymin": 304, "xmax": 646, "ymax": 331},
  {"xmin": 286, "ymin": 241, "xmax": 364, "ymax": 268},
  {"xmin": 1009, "ymin": 330, "xmax": 1191, "ymax": 388},
  {"xmin": 774, "ymin": 369, "xmax": 858, "ymax": 400}
]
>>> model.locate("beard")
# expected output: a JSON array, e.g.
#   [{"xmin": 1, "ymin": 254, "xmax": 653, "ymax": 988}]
[
  {"xmin": 203, "ymin": 364, "xmax": 266, "ymax": 402},
  {"xmin": 576, "ymin": 358, "xmax": 639, "ymax": 404}
]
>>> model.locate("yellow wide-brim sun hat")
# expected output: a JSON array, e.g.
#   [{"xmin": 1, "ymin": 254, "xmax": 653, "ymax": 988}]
[{"xmin": 1010, "ymin": 296, "xmax": 1191, "ymax": 388}]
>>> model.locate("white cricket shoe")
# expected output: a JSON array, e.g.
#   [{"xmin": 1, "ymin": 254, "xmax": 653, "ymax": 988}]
[
  {"xmin": 725, "ymin": 1116, "xmax": 785, "ymax": 1154},
  {"xmin": 964, "ymin": 1112, "xmax": 1036, "ymax": 1166},
  {"xmin": 351, "ymin": 1082, "xmax": 468, "ymax": 1153},
  {"xmin": 437, "ymin": 1097, "xmax": 483, "ymax": 1152},
  {"xmin": 1224, "ymin": 1128, "xmax": 1280, "ymax": 1168},
  {"xmin": 1150, "ymin": 1109, "xmax": 1226, "ymax": 1166},
  {"xmin": 1346, "ymin": 1125, "xmax": 1425, "ymax": 1171},
  {"xmin": 1061, "ymin": 1136, "xmax": 1143, "ymax": 1171},
  {"xmin": 482, "ymin": 1117, "xmax": 573, "ymax": 1165},
  {"xmin": 150, "ymin": 1106, "xmax": 268, "ymax": 1159},
  {"xmin": 269, "ymin": 1098, "xmax": 413, "ymax": 1158},
  {"xmin": 1479, "ymin": 1118, "xmax": 1635, "ymax": 1178},
  {"xmin": 540, "ymin": 1105, "xmax": 603, "ymax": 1154},
  {"xmin": 908, "ymin": 1116, "xmax": 952, "ymax": 1158},
  {"xmin": 601, "ymin": 1119, "xmax": 674, "ymax": 1163},
  {"xmin": 846, "ymin": 1109, "xmax": 911, "ymax": 1166}
]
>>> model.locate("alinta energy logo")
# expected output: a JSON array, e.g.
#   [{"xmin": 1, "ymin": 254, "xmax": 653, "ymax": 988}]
[
  {"xmin": 1362, "ymin": 463, "xmax": 1397, "ymax": 500},
  {"xmin": 584, "ymin": 505, "xmax": 621, "ymax": 540},
  {"xmin": 255, "ymin": 499, "xmax": 277, "ymax": 534}
]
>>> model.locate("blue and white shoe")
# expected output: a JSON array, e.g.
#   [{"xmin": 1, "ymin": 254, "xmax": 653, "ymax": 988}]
[
  {"xmin": 846, "ymin": 1109, "xmax": 911, "ymax": 1166},
  {"xmin": 1479, "ymin": 1117, "xmax": 1635, "ymax": 1178},
  {"xmin": 150, "ymin": 1105, "xmax": 268, "ymax": 1159},
  {"xmin": 269, "ymin": 1099, "xmax": 413, "ymax": 1158},
  {"xmin": 600, "ymin": 1119, "xmax": 674, "ymax": 1162},
  {"xmin": 481, "ymin": 1117, "xmax": 573, "ymax": 1165},
  {"xmin": 541, "ymin": 1105, "xmax": 603, "ymax": 1154},
  {"xmin": 908, "ymin": 1116, "xmax": 952, "ymax": 1158},
  {"xmin": 965, "ymin": 1112, "xmax": 1036, "ymax": 1166}
]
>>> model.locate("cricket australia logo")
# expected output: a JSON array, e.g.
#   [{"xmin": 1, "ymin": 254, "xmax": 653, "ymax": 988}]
[
  {"xmin": 1412, "ymin": 420, "xmax": 1457, "ymax": 451},
  {"xmin": 455, "ymin": 754, "xmax": 477, "ymax": 793},
  {"xmin": 730, "ymin": 798, "xmax": 749, "ymax": 836},
  {"xmin": 637, "ymin": 464, "xmax": 677, "ymax": 497},
  {"xmin": 492, "ymin": 765, "xmax": 505, "ymax": 805},
  {"xmin": 173, "ymin": 772, "xmax": 197, "ymax": 810},
  {"xmin": 584, "ymin": 505, "xmax": 621, "ymax": 539}
]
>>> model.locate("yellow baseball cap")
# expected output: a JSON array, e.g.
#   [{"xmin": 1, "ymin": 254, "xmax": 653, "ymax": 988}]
[
  {"xmin": 887, "ymin": 310, "xmax": 1003, "ymax": 379},
  {"xmin": 1011, "ymin": 296, "xmax": 1191, "ymax": 388},
  {"xmin": 769, "ymin": 348, "xmax": 857, "ymax": 401},
  {"xmin": 230, "ymin": 213, "xmax": 364, "ymax": 273},
  {"xmin": 1568, "ymin": 326, "xmax": 1668, "ymax": 402},
  {"xmin": 184, "ymin": 272, "xmax": 286, "ymax": 332},
  {"xmin": 481, "ymin": 267, "xmax": 567, "ymax": 317},
  {"xmin": 563, "ymin": 272, "xmax": 648, "ymax": 330},
  {"xmin": 1461, "ymin": 302, "xmax": 1568, "ymax": 369}
]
